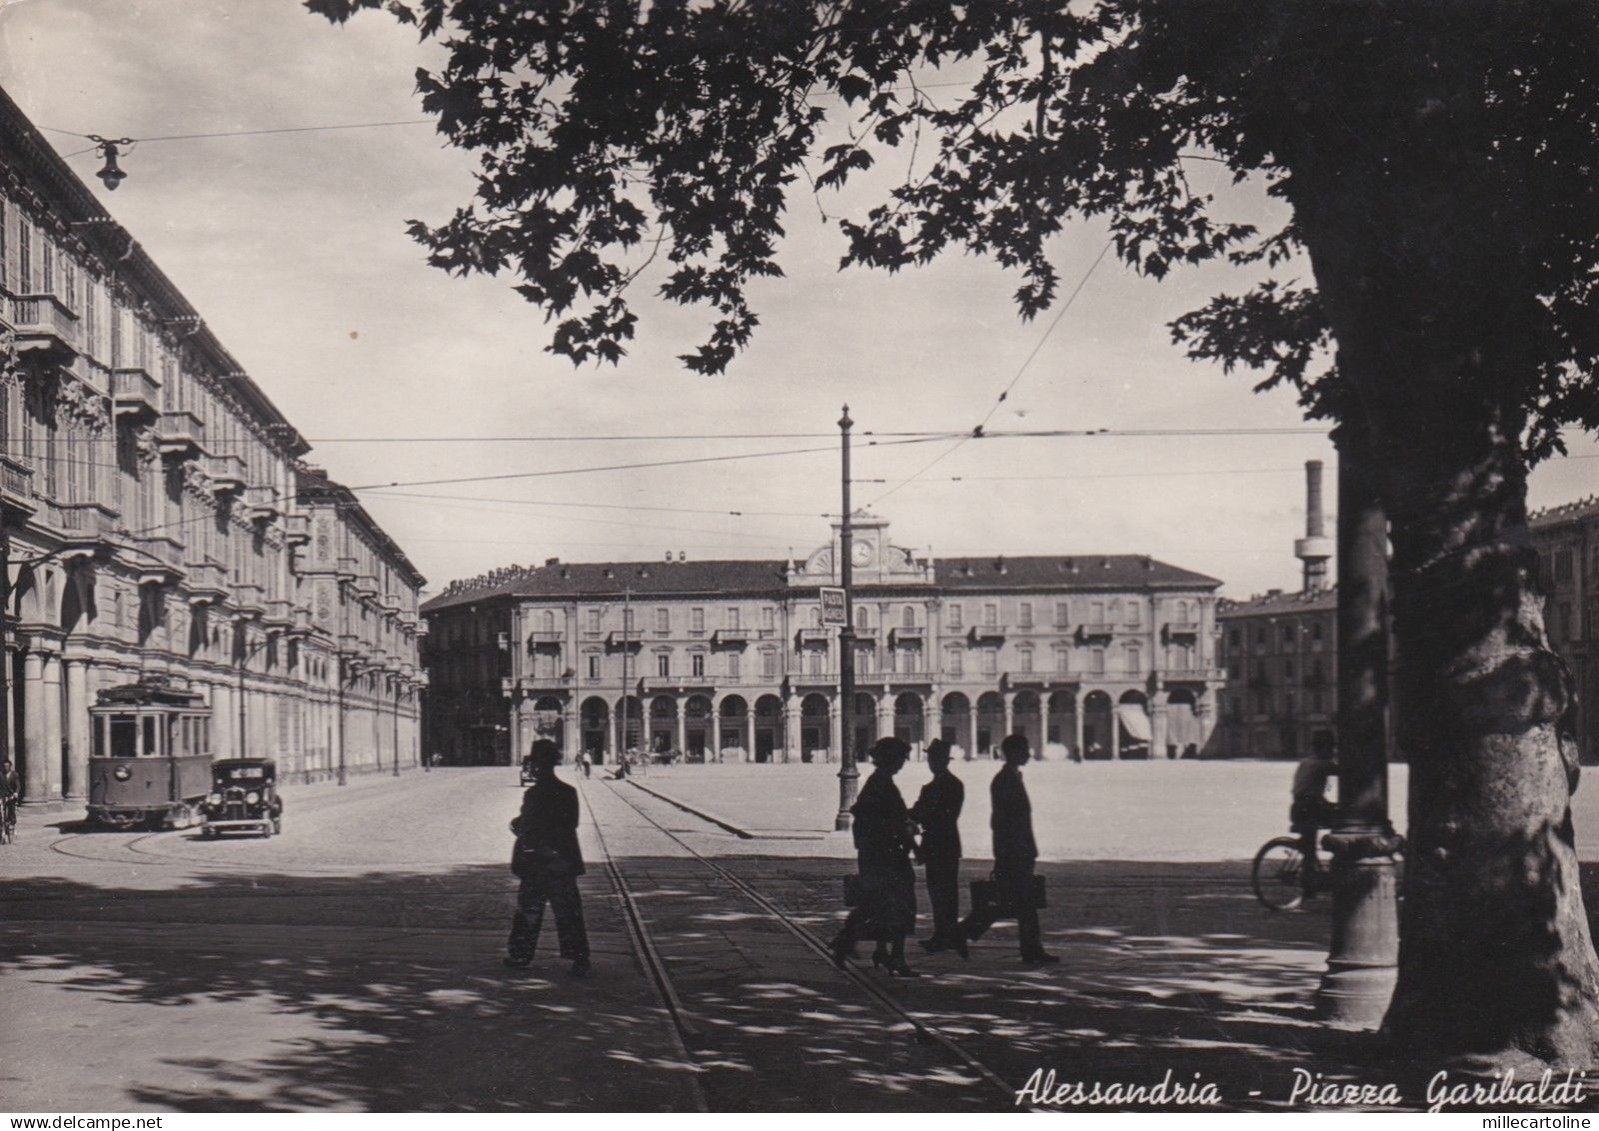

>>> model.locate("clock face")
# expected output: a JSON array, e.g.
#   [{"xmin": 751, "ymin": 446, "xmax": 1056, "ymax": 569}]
[{"xmin": 851, "ymin": 540, "xmax": 874, "ymax": 567}]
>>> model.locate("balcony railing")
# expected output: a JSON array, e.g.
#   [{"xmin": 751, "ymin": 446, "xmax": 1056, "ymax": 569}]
[
  {"xmin": 131, "ymin": 531, "xmax": 185, "ymax": 571},
  {"xmin": 11, "ymin": 293, "xmax": 80, "ymax": 361},
  {"xmin": 527, "ymin": 629, "xmax": 564, "ymax": 644},
  {"xmin": 283, "ymin": 511, "xmax": 311, "ymax": 545},
  {"xmin": 969, "ymin": 623, "xmax": 1007, "ymax": 641},
  {"xmin": 50, "ymin": 499, "xmax": 120, "ymax": 537},
  {"xmin": 184, "ymin": 559, "xmax": 228, "ymax": 603},
  {"xmin": 292, "ymin": 605, "xmax": 315, "ymax": 633},
  {"xmin": 796, "ymin": 626, "xmax": 832, "ymax": 644},
  {"xmin": 713, "ymin": 627, "xmax": 750, "ymax": 644},
  {"xmin": 888, "ymin": 625, "xmax": 925, "ymax": 645},
  {"xmin": 1, "ymin": 455, "xmax": 35, "ymax": 514},
  {"xmin": 156, "ymin": 410, "xmax": 206, "ymax": 459},
  {"xmin": 244, "ymin": 485, "xmax": 282, "ymax": 523},
  {"xmin": 234, "ymin": 581, "xmax": 266, "ymax": 615},
  {"xmin": 111, "ymin": 366, "xmax": 162, "ymax": 421},
  {"xmin": 204, "ymin": 453, "xmax": 247, "ymax": 496}
]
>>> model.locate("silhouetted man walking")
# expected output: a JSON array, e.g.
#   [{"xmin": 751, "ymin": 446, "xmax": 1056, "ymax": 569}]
[
  {"xmin": 505, "ymin": 739, "xmax": 591, "ymax": 976},
  {"xmin": 961, "ymin": 733, "xmax": 1057, "ymax": 964},
  {"xmin": 911, "ymin": 738, "xmax": 967, "ymax": 956}
]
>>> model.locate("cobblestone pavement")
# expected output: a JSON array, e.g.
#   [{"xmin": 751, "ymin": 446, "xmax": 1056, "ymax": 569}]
[{"xmin": 8, "ymin": 766, "xmax": 1598, "ymax": 1112}]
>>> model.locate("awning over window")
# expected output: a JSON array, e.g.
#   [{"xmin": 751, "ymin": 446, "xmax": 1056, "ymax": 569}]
[{"xmin": 1117, "ymin": 703, "xmax": 1152, "ymax": 742}]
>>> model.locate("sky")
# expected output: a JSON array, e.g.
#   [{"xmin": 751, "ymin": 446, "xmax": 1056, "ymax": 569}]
[{"xmin": 3, "ymin": 0, "xmax": 1594, "ymax": 600}]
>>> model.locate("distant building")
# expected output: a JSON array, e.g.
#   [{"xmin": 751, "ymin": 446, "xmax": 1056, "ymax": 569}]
[
  {"xmin": 1213, "ymin": 461, "xmax": 1337, "ymax": 759},
  {"xmin": 421, "ymin": 514, "xmax": 1224, "ymax": 766},
  {"xmin": 1215, "ymin": 467, "xmax": 1598, "ymax": 763},
  {"xmin": 1530, "ymin": 495, "xmax": 1599, "ymax": 760}
]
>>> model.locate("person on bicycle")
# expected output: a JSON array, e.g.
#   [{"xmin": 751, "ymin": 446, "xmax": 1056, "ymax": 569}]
[{"xmin": 1290, "ymin": 734, "xmax": 1338, "ymax": 883}]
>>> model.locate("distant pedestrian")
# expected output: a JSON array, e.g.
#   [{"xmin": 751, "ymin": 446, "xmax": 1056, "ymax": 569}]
[
  {"xmin": 576, "ymin": 750, "xmax": 592, "ymax": 779},
  {"xmin": 960, "ymin": 733, "xmax": 1058, "ymax": 964},
  {"xmin": 505, "ymin": 739, "xmax": 591, "ymax": 976},
  {"xmin": 830, "ymin": 737, "xmax": 920, "ymax": 976},
  {"xmin": 910, "ymin": 738, "xmax": 967, "ymax": 957}
]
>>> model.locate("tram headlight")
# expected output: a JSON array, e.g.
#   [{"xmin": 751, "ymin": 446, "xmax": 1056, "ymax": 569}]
[
  {"xmin": 113, "ymin": 766, "xmax": 132, "ymax": 782},
  {"xmin": 245, "ymin": 791, "xmax": 260, "ymax": 805},
  {"xmin": 207, "ymin": 793, "xmax": 222, "ymax": 805}
]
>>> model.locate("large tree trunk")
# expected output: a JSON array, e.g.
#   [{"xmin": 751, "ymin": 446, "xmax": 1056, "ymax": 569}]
[
  {"xmin": 1378, "ymin": 420, "xmax": 1599, "ymax": 1067},
  {"xmin": 1269, "ymin": 0, "xmax": 1599, "ymax": 1064}
]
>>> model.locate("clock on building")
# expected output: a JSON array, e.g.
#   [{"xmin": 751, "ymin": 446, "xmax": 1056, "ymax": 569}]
[{"xmin": 851, "ymin": 540, "xmax": 874, "ymax": 567}]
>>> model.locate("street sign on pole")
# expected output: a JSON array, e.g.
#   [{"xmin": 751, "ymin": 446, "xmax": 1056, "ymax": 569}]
[{"xmin": 820, "ymin": 587, "xmax": 847, "ymax": 626}]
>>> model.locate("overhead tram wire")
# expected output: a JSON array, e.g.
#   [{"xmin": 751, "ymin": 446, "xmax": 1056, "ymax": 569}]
[{"xmin": 868, "ymin": 239, "xmax": 1116, "ymax": 508}]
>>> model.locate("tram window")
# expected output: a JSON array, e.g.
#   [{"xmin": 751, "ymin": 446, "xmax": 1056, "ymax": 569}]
[
  {"xmin": 143, "ymin": 716, "xmax": 160, "ymax": 757},
  {"xmin": 110, "ymin": 718, "xmax": 138, "ymax": 758},
  {"xmin": 199, "ymin": 718, "xmax": 210, "ymax": 754},
  {"xmin": 94, "ymin": 718, "xmax": 107, "ymax": 759}
]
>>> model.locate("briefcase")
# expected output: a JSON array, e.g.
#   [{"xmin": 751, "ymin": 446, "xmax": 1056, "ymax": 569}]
[{"xmin": 969, "ymin": 873, "xmax": 1047, "ymax": 918}]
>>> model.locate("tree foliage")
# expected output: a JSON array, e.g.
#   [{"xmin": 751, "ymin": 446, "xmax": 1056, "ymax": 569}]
[{"xmin": 306, "ymin": 0, "xmax": 1598, "ymax": 461}]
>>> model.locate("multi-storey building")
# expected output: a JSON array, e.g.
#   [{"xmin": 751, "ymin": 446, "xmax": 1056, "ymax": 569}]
[
  {"xmin": 1213, "ymin": 461, "xmax": 1338, "ymax": 759},
  {"xmin": 0, "ymin": 84, "xmax": 426, "ymax": 805},
  {"xmin": 422, "ymin": 513, "xmax": 1223, "ymax": 765},
  {"xmin": 1530, "ymin": 495, "xmax": 1599, "ymax": 760}
]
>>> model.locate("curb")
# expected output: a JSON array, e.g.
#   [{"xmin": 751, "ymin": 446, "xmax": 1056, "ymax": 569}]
[{"xmin": 625, "ymin": 780, "xmax": 756, "ymax": 840}]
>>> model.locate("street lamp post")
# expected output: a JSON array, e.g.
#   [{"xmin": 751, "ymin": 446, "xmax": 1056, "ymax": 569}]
[
  {"xmin": 1315, "ymin": 420, "xmax": 1403, "ymax": 1024},
  {"xmin": 835, "ymin": 406, "xmax": 858, "ymax": 832}
]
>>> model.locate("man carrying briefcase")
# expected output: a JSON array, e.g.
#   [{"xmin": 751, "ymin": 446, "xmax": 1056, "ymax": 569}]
[{"xmin": 960, "ymin": 733, "xmax": 1058, "ymax": 964}]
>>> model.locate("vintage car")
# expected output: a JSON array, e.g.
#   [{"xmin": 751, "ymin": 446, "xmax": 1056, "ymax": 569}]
[{"xmin": 200, "ymin": 758, "xmax": 283, "ymax": 838}]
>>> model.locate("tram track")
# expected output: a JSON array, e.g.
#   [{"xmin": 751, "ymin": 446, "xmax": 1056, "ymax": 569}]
[{"xmin": 581, "ymin": 776, "xmax": 1021, "ymax": 1111}]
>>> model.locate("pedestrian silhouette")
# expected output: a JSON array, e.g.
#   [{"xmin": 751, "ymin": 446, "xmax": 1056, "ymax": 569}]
[
  {"xmin": 910, "ymin": 738, "xmax": 967, "ymax": 957},
  {"xmin": 960, "ymin": 733, "xmax": 1058, "ymax": 964},
  {"xmin": 830, "ymin": 737, "xmax": 920, "ymax": 976},
  {"xmin": 505, "ymin": 739, "xmax": 591, "ymax": 976}
]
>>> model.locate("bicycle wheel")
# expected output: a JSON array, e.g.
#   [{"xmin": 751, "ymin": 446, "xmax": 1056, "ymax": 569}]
[{"xmin": 1253, "ymin": 836, "xmax": 1307, "ymax": 911}]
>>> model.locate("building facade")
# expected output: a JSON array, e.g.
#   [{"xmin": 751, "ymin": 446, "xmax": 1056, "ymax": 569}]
[
  {"xmin": 1530, "ymin": 495, "xmax": 1599, "ymax": 761},
  {"xmin": 422, "ymin": 514, "xmax": 1224, "ymax": 765},
  {"xmin": 0, "ymin": 84, "xmax": 426, "ymax": 805},
  {"xmin": 1212, "ymin": 588, "xmax": 1337, "ymax": 759}
]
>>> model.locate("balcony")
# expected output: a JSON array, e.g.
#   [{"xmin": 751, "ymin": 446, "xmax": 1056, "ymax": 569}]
[
  {"xmin": 796, "ymin": 626, "xmax": 832, "ymax": 645},
  {"xmin": 234, "ymin": 581, "xmax": 266, "ymax": 617},
  {"xmin": 47, "ymin": 499, "xmax": 119, "ymax": 538},
  {"xmin": 888, "ymin": 625, "xmax": 925, "ymax": 646},
  {"xmin": 606, "ymin": 631, "xmax": 643, "ymax": 651},
  {"xmin": 527, "ymin": 629, "xmax": 564, "ymax": 646},
  {"xmin": 337, "ymin": 632, "xmax": 363, "ymax": 656},
  {"xmin": 184, "ymin": 559, "xmax": 229, "ymax": 605},
  {"xmin": 1156, "ymin": 666, "xmax": 1226, "ymax": 683},
  {"xmin": 129, "ymin": 531, "xmax": 185, "ymax": 579},
  {"xmin": 1, "ymin": 455, "xmax": 37, "ymax": 519},
  {"xmin": 156, "ymin": 410, "xmax": 206, "ymax": 459},
  {"xmin": 969, "ymin": 623, "xmax": 1007, "ymax": 643},
  {"xmin": 713, "ymin": 627, "xmax": 750, "ymax": 645},
  {"xmin": 261, "ymin": 599, "xmax": 294, "ymax": 631},
  {"xmin": 10, "ymin": 293, "xmax": 80, "ymax": 363},
  {"xmin": 1161, "ymin": 621, "xmax": 1201, "ymax": 645},
  {"xmin": 244, "ymin": 486, "xmax": 282, "ymax": 523},
  {"xmin": 292, "ymin": 604, "xmax": 315, "ymax": 634},
  {"xmin": 336, "ymin": 555, "xmax": 359, "ymax": 581},
  {"xmin": 111, "ymin": 366, "xmax": 162, "ymax": 422},
  {"xmin": 202, "ymin": 453, "xmax": 247, "ymax": 498},
  {"xmin": 283, "ymin": 511, "xmax": 312, "ymax": 545}
]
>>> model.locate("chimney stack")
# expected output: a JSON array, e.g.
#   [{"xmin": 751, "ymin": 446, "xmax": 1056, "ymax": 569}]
[{"xmin": 1295, "ymin": 459, "xmax": 1334, "ymax": 593}]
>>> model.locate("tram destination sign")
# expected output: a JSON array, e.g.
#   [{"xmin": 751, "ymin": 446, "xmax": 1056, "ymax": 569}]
[{"xmin": 819, "ymin": 587, "xmax": 847, "ymax": 626}]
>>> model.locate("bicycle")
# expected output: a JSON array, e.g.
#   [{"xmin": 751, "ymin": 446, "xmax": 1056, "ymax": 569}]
[{"xmin": 1251, "ymin": 831, "xmax": 1331, "ymax": 911}]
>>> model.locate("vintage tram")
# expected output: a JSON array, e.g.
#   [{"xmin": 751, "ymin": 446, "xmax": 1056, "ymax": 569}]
[{"xmin": 87, "ymin": 677, "xmax": 214, "ymax": 829}]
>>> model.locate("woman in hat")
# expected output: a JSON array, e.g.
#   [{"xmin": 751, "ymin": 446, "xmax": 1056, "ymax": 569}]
[{"xmin": 830, "ymin": 736, "xmax": 920, "ymax": 976}]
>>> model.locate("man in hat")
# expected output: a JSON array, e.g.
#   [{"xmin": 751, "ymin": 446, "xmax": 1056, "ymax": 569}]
[
  {"xmin": 505, "ymin": 739, "xmax": 590, "ymax": 976},
  {"xmin": 960, "ymin": 733, "xmax": 1058, "ymax": 964},
  {"xmin": 910, "ymin": 738, "xmax": 967, "ymax": 956}
]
